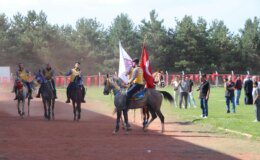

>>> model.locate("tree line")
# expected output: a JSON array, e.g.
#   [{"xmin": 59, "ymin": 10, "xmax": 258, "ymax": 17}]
[{"xmin": 0, "ymin": 10, "xmax": 259, "ymax": 75}]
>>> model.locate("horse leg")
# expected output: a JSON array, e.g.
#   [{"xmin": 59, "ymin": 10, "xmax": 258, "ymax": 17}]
[
  {"xmin": 73, "ymin": 101, "xmax": 76, "ymax": 121},
  {"xmin": 43, "ymin": 100, "xmax": 47, "ymax": 119},
  {"xmin": 17, "ymin": 100, "xmax": 21, "ymax": 115},
  {"xmin": 113, "ymin": 109, "xmax": 121, "ymax": 134},
  {"xmin": 77, "ymin": 102, "xmax": 81, "ymax": 121},
  {"xmin": 123, "ymin": 109, "xmax": 130, "ymax": 133},
  {"xmin": 52, "ymin": 99, "xmax": 55, "ymax": 120},
  {"xmin": 144, "ymin": 107, "xmax": 157, "ymax": 131},
  {"xmin": 27, "ymin": 98, "xmax": 30, "ymax": 117},
  {"xmin": 155, "ymin": 109, "xmax": 165, "ymax": 133},
  {"xmin": 22, "ymin": 99, "xmax": 25, "ymax": 117},
  {"xmin": 47, "ymin": 100, "xmax": 51, "ymax": 120}
]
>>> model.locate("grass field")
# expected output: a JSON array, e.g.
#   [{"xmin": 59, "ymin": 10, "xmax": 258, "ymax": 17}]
[{"xmin": 81, "ymin": 86, "xmax": 260, "ymax": 139}]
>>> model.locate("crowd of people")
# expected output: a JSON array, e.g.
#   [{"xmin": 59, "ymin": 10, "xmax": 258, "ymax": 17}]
[{"xmin": 171, "ymin": 74, "xmax": 260, "ymax": 121}]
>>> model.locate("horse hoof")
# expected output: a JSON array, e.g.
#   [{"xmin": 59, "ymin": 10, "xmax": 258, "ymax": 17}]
[{"xmin": 113, "ymin": 128, "xmax": 119, "ymax": 134}]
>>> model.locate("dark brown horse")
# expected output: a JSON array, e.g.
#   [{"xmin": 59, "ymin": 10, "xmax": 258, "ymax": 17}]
[{"xmin": 103, "ymin": 75, "xmax": 174, "ymax": 133}]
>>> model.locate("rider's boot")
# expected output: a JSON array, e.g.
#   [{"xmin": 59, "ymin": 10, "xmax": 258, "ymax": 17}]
[
  {"xmin": 36, "ymin": 92, "xmax": 41, "ymax": 98},
  {"xmin": 54, "ymin": 89, "xmax": 57, "ymax": 99},
  {"xmin": 13, "ymin": 88, "xmax": 18, "ymax": 100},
  {"xmin": 14, "ymin": 94, "xmax": 18, "ymax": 100},
  {"xmin": 65, "ymin": 98, "xmax": 70, "ymax": 103}
]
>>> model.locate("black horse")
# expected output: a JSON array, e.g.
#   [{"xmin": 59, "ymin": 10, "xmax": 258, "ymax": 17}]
[
  {"xmin": 69, "ymin": 76, "xmax": 84, "ymax": 121},
  {"xmin": 35, "ymin": 73, "xmax": 55, "ymax": 120}
]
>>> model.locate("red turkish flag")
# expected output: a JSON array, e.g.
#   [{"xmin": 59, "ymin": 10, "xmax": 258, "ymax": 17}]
[{"xmin": 140, "ymin": 46, "xmax": 155, "ymax": 88}]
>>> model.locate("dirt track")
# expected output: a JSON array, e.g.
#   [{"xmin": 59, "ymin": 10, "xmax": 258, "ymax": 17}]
[{"xmin": 0, "ymin": 91, "xmax": 260, "ymax": 160}]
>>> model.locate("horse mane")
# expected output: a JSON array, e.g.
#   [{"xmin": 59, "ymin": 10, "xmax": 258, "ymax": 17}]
[{"xmin": 109, "ymin": 76, "xmax": 121, "ymax": 90}]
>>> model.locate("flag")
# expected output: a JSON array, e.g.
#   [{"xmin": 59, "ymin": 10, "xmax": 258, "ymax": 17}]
[
  {"xmin": 140, "ymin": 45, "xmax": 155, "ymax": 88},
  {"xmin": 118, "ymin": 41, "xmax": 132, "ymax": 83}
]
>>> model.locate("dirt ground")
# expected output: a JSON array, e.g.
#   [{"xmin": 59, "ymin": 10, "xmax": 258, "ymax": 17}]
[{"xmin": 0, "ymin": 90, "xmax": 260, "ymax": 160}]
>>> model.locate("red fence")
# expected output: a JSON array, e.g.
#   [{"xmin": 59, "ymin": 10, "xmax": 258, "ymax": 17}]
[{"xmin": 1, "ymin": 74, "xmax": 260, "ymax": 88}]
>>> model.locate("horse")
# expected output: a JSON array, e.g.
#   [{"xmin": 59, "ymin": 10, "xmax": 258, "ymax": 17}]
[
  {"xmin": 103, "ymin": 75, "xmax": 174, "ymax": 134},
  {"xmin": 69, "ymin": 76, "xmax": 83, "ymax": 121},
  {"xmin": 35, "ymin": 73, "xmax": 55, "ymax": 120},
  {"xmin": 16, "ymin": 79, "xmax": 29, "ymax": 118},
  {"xmin": 15, "ymin": 78, "xmax": 37, "ymax": 118}
]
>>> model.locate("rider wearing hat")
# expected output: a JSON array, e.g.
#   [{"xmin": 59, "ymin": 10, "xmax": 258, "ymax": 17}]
[
  {"xmin": 126, "ymin": 58, "xmax": 145, "ymax": 105},
  {"xmin": 65, "ymin": 62, "xmax": 86, "ymax": 103},
  {"xmin": 36, "ymin": 63, "xmax": 57, "ymax": 99},
  {"xmin": 13, "ymin": 63, "xmax": 33, "ymax": 100}
]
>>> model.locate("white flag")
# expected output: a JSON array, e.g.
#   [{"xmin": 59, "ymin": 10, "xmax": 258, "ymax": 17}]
[{"xmin": 118, "ymin": 41, "xmax": 132, "ymax": 83}]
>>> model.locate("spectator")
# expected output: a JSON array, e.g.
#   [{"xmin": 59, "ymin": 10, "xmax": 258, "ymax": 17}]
[
  {"xmin": 187, "ymin": 75, "xmax": 197, "ymax": 108},
  {"xmin": 197, "ymin": 74, "xmax": 210, "ymax": 118},
  {"xmin": 171, "ymin": 76, "xmax": 180, "ymax": 108},
  {"xmin": 252, "ymin": 76, "xmax": 259, "ymax": 88},
  {"xmin": 244, "ymin": 75, "xmax": 253, "ymax": 105},
  {"xmin": 235, "ymin": 75, "xmax": 242, "ymax": 105},
  {"xmin": 179, "ymin": 75, "xmax": 190, "ymax": 109},
  {"xmin": 252, "ymin": 81, "xmax": 260, "ymax": 122},
  {"xmin": 225, "ymin": 76, "xmax": 236, "ymax": 113}
]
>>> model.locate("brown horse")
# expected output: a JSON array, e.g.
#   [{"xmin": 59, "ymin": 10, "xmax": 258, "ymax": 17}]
[{"xmin": 103, "ymin": 75, "xmax": 174, "ymax": 133}]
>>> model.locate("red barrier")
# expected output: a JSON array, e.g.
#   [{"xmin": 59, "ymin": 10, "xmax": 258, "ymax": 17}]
[
  {"xmin": 66, "ymin": 77, "xmax": 71, "ymax": 85},
  {"xmin": 60, "ymin": 77, "xmax": 65, "ymax": 86},
  {"xmin": 86, "ymin": 76, "xmax": 91, "ymax": 87},
  {"xmin": 55, "ymin": 77, "xmax": 59, "ymax": 87},
  {"xmin": 94, "ymin": 76, "xmax": 98, "ymax": 86}
]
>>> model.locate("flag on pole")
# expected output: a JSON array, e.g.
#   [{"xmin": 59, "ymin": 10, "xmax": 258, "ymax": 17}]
[
  {"xmin": 118, "ymin": 41, "xmax": 132, "ymax": 83},
  {"xmin": 140, "ymin": 45, "xmax": 155, "ymax": 88}
]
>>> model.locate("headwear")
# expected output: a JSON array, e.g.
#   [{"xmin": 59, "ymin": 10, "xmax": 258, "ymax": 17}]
[
  {"xmin": 132, "ymin": 58, "xmax": 139, "ymax": 64},
  {"xmin": 75, "ymin": 62, "xmax": 81, "ymax": 65}
]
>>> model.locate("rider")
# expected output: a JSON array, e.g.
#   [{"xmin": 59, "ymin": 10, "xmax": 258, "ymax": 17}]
[
  {"xmin": 13, "ymin": 63, "xmax": 33, "ymax": 100},
  {"xmin": 36, "ymin": 63, "xmax": 57, "ymax": 99},
  {"xmin": 126, "ymin": 58, "xmax": 145, "ymax": 106},
  {"xmin": 65, "ymin": 62, "xmax": 86, "ymax": 103}
]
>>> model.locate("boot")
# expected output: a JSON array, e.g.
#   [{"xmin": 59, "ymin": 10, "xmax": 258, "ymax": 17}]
[
  {"xmin": 81, "ymin": 99, "xmax": 86, "ymax": 103},
  {"xmin": 54, "ymin": 89, "xmax": 57, "ymax": 99},
  {"xmin": 14, "ymin": 95, "xmax": 18, "ymax": 100},
  {"xmin": 66, "ymin": 98, "xmax": 70, "ymax": 103},
  {"xmin": 36, "ymin": 93, "xmax": 41, "ymax": 98}
]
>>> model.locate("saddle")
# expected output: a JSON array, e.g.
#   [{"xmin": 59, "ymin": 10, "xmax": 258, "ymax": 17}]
[
  {"xmin": 16, "ymin": 80, "xmax": 24, "ymax": 90},
  {"xmin": 130, "ymin": 89, "xmax": 146, "ymax": 101}
]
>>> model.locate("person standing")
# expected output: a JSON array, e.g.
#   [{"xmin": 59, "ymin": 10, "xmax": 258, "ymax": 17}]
[
  {"xmin": 234, "ymin": 75, "xmax": 242, "ymax": 105},
  {"xmin": 179, "ymin": 75, "xmax": 190, "ymax": 109},
  {"xmin": 244, "ymin": 75, "xmax": 253, "ymax": 105},
  {"xmin": 187, "ymin": 75, "xmax": 197, "ymax": 108},
  {"xmin": 252, "ymin": 81, "xmax": 260, "ymax": 122},
  {"xmin": 171, "ymin": 76, "xmax": 180, "ymax": 108},
  {"xmin": 198, "ymin": 74, "xmax": 210, "ymax": 118},
  {"xmin": 225, "ymin": 76, "xmax": 236, "ymax": 113}
]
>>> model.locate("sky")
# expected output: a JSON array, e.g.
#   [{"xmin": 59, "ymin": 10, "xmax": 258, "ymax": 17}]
[{"xmin": 0, "ymin": 0, "xmax": 259, "ymax": 33}]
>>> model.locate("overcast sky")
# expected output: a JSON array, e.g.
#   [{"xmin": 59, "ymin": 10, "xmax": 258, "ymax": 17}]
[{"xmin": 0, "ymin": 0, "xmax": 259, "ymax": 33}]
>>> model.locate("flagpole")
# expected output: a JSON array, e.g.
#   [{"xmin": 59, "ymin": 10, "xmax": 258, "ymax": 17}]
[{"xmin": 140, "ymin": 35, "xmax": 147, "ymax": 66}]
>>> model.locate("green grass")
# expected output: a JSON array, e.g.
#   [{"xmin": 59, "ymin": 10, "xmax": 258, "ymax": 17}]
[
  {"xmin": 60, "ymin": 86, "xmax": 260, "ymax": 139},
  {"xmin": 160, "ymin": 86, "xmax": 260, "ymax": 139}
]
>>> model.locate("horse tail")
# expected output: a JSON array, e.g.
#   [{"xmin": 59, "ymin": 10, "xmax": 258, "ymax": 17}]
[{"xmin": 159, "ymin": 91, "xmax": 174, "ymax": 105}]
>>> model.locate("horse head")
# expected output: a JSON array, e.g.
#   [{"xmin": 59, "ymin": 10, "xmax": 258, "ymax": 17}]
[
  {"xmin": 74, "ymin": 75, "xmax": 83, "ymax": 86},
  {"xmin": 35, "ymin": 70, "xmax": 45, "ymax": 84}
]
